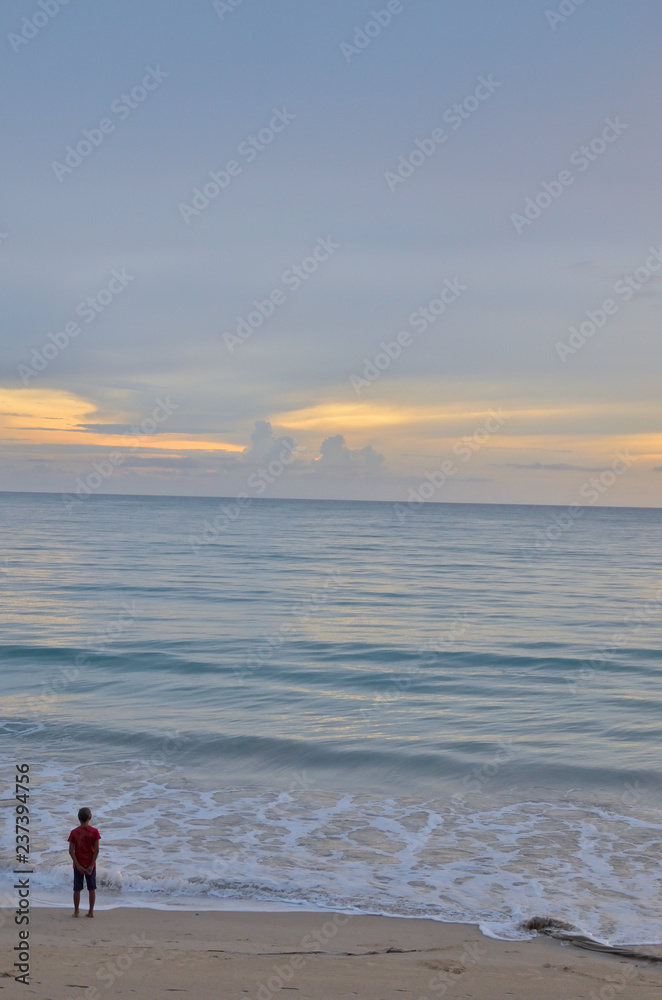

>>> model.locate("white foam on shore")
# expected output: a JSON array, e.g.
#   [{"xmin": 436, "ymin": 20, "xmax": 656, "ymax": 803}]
[
  {"xmin": 31, "ymin": 894, "xmax": 325, "ymax": 913},
  {"xmin": 4, "ymin": 758, "xmax": 662, "ymax": 945}
]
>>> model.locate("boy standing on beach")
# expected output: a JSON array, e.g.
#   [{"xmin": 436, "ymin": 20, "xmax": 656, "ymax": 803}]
[{"xmin": 68, "ymin": 807, "xmax": 100, "ymax": 917}]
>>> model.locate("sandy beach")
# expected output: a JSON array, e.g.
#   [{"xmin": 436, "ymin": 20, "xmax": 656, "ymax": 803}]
[{"xmin": 8, "ymin": 907, "xmax": 661, "ymax": 1000}]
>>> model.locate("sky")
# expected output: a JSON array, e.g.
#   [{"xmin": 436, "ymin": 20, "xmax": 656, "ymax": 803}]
[{"xmin": 1, "ymin": 0, "xmax": 661, "ymax": 506}]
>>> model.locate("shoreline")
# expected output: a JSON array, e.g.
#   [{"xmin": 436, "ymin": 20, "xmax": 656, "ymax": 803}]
[
  {"xmin": 24, "ymin": 907, "xmax": 662, "ymax": 999},
  {"xmin": 29, "ymin": 896, "xmax": 662, "ymax": 947}
]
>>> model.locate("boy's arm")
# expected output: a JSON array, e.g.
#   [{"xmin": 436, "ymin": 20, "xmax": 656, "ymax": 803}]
[
  {"xmin": 69, "ymin": 843, "xmax": 85, "ymax": 873},
  {"xmin": 86, "ymin": 841, "xmax": 100, "ymax": 875}
]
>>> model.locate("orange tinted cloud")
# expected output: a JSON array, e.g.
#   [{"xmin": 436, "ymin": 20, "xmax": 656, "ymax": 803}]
[{"xmin": 0, "ymin": 387, "xmax": 244, "ymax": 452}]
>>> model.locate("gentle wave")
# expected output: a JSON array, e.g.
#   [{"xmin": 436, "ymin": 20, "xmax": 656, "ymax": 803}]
[{"xmin": 3, "ymin": 639, "xmax": 659, "ymax": 680}]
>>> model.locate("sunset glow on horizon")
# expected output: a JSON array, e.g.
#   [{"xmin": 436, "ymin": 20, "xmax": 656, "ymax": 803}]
[{"xmin": 1, "ymin": 1, "xmax": 659, "ymax": 507}]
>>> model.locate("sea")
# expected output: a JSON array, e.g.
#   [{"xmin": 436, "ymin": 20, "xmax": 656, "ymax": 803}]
[{"xmin": 1, "ymin": 491, "xmax": 661, "ymax": 945}]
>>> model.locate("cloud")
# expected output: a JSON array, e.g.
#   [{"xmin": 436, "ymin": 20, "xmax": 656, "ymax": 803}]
[
  {"xmin": 120, "ymin": 455, "xmax": 200, "ymax": 469},
  {"xmin": 501, "ymin": 462, "xmax": 606, "ymax": 472},
  {"xmin": 241, "ymin": 420, "xmax": 299, "ymax": 465},
  {"xmin": 313, "ymin": 434, "xmax": 384, "ymax": 469},
  {"xmin": 77, "ymin": 422, "xmax": 230, "ymax": 436},
  {"xmin": 77, "ymin": 423, "xmax": 166, "ymax": 435}
]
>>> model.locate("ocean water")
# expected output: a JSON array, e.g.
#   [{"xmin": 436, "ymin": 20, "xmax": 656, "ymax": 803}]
[{"xmin": 1, "ymin": 491, "xmax": 661, "ymax": 944}]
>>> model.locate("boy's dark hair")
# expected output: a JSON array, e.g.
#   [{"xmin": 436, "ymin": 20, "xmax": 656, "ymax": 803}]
[{"xmin": 78, "ymin": 807, "xmax": 92, "ymax": 823}]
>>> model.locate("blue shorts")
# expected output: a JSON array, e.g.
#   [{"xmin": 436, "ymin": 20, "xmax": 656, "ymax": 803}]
[{"xmin": 73, "ymin": 868, "xmax": 96, "ymax": 892}]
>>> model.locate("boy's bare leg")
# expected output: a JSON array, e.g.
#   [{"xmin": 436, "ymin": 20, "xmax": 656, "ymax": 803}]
[
  {"xmin": 87, "ymin": 889, "xmax": 95, "ymax": 917},
  {"xmin": 73, "ymin": 890, "xmax": 80, "ymax": 916}
]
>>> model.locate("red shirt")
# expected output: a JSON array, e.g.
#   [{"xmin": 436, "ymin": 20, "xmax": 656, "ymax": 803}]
[{"xmin": 68, "ymin": 825, "xmax": 100, "ymax": 868}]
